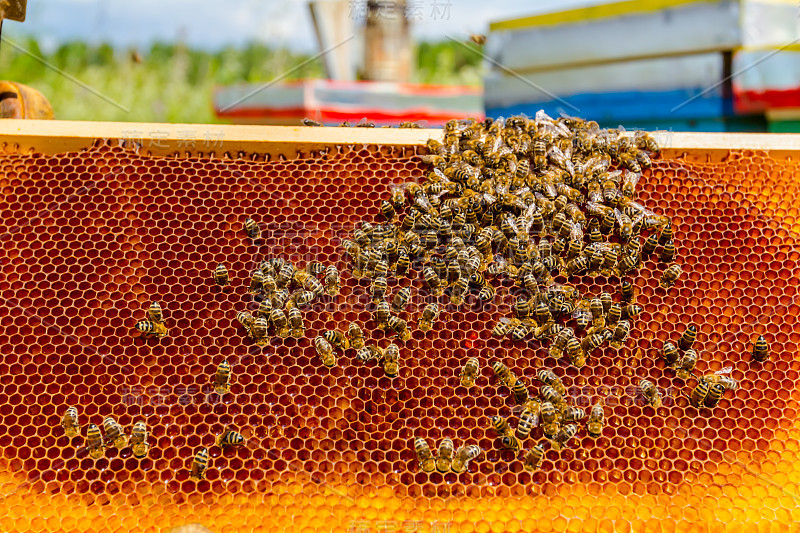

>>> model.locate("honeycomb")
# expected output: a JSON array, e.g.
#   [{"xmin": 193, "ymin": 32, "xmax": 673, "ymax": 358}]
[{"xmin": 0, "ymin": 136, "xmax": 798, "ymax": 533}]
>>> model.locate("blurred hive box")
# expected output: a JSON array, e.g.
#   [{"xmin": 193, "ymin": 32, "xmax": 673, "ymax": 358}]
[
  {"xmin": 484, "ymin": 0, "xmax": 800, "ymax": 131},
  {"xmin": 213, "ymin": 79, "xmax": 484, "ymax": 126},
  {"xmin": 0, "ymin": 120, "xmax": 799, "ymax": 533}
]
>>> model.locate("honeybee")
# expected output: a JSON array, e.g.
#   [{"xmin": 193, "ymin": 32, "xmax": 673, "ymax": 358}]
[
  {"xmin": 469, "ymin": 33, "xmax": 487, "ymax": 45},
  {"xmin": 213, "ymin": 263, "xmax": 229, "ymax": 286},
  {"xmin": 540, "ymin": 402, "xmax": 559, "ymax": 439},
  {"xmin": 435, "ymin": 438, "xmax": 454, "ymax": 472},
  {"xmin": 500, "ymin": 435, "xmax": 520, "ymax": 452},
  {"xmin": 621, "ymin": 304, "xmax": 642, "ymax": 319},
  {"xmin": 662, "ymin": 341, "xmax": 679, "ymax": 366},
  {"xmin": 388, "ymin": 315, "xmax": 412, "ymax": 341},
  {"xmin": 391, "ymin": 287, "xmax": 412, "ymax": 313},
  {"xmin": 702, "ymin": 372, "xmax": 738, "ymax": 391},
  {"xmin": 423, "ymin": 267, "xmax": 443, "ymax": 296},
  {"xmin": 512, "ymin": 380, "xmax": 529, "ymax": 405},
  {"xmin": 61, "ymin": 406, "xmax": 80, "ymax": 438},
  {"xmin": 566, "ymin": 336, "xmax": 586, "ymax": 367},
  {"xmin": 324, "ymin": 265, "xmax": 340, "ymax": 296},
  {"xmin": 533, "ymin": 300, "xmax": 551, "ymax": 325},
  {"xmin": 314, "ymin": 336, "xmax": 336, "ymax": 367},
  {"xmin": 478, "ymin": 284, "xmax": 496, "ymax": 302},
  {"xmin": 589, "ymin": 298, "xmax": 605, "ymax": 328},
  {"xmin": 236, "ymin": 310, "xmax": 255, "ymax": 335},
  {"xmin": 244, "ymin": 217, "xmax": 259, "ymax": 238},
  {"xmin": 135, "ymin": 320, "xmax": 168, "ymax": 339},
  {"xmin": 551, "ymin": 424, "xmax": 578, "ymax": 451},
  {"xmin": 347, "ymin": 322, "xmax": 365, "ymax": 350},
  {"xmin": 356, "ymin": 345, "xmax": 383, "ymax": 363},
  {"xmin": 250, "ymin": 269, "xmax": 267, "ymax": 294},
  {"xmin": 561, "ymin": 406, "xmax": 585, "ymax": 424},
  {"xmin": 375, "ymin": 300, "xmax": 391, "ymax": 330},
  {"xmin": 460, "ymin": 357, "xmax": 479, "ymax": 387},
  {"xmin": 275, "ymin": 262, "xmax": 294, "ymax": 289},
  {"xmin": 218, "ymin": 429, "xmax": 245, "ymax": 448},
  {"xmin": 704, "ymin": 383, "xmax": 725, "ymax": 408},
  {"xmin": 190, "ymin": 447, "xmax": 209, "ymax": 481},
  {"xmin": 302, "ymin": 118, "xmax": 322, "ymax": 127},
  {"xmin": 516, "ymin": 407, "xmax": 538, "ymax": 439},
  {"xmin": 659, "ymin": 223, "xmax": 673, "ymax": 244},
  {"xmin": 383, "ymin": 344, "xmax": 400, "ymax": 377},
  {"xmin": 660, "ymin": 240, "xmax": 676, "ymax": 262},
  {"xmin": 586, "ymin": 403, "xmax": 604, "ymax": 437},
  {"xmin": 537, "ymin": 369, "xmax": 566, "ymax": 396},
  {"xmin": 581, "ymin": 330, "xmax": 610, "ymax": 353},
  {"xmin": 287, "ymin": 306, "xmax": 305, "ymax": 338},
  {"xmin": 86, "ymin": 423, "xmax": 105, "ymax": 459},
  {"xmin": 678, "ymin": 324, "xmax": 697, "ymax": 351},
  {"xmin": 450, "ymin": 276, "xmax": 469, "ymax": 306},
  {"xmin": 215, "ymin": 360, "xmax": 231, "ymax": 394},
  {"xmin": 322, "ymin": 329, "xmax": 350, "ymax": 351},
  {"xmin": 660, "ymin": 264, "xmax": 682, "ymax": 288},
  {"xmin": 451, "ymin": 445, "xmax": 481, "ymax": 473},
  {"xmin": 252, "ymin": 315, "xmax": 270, "ymax": 345},
  {"xmin": 524, "ymin": 443, "xmax": 545, "ymax": 471},
  {"xmin": 491, "ymin": 415, "xmax": 512, "ymax": 437},
  {"xmin": 606, "ymin": 303, "xmax": 622, "ymax": 326},
  {"xmin": 414, "ymin": 437, "xmax": 436, "ymax": 472},
  {"xmin": 639, "ymin": 379, "xmax": 662, "ymax": 408},
  {"xmin": 752, "ymin": 335, "xmax": 769, "ymax": 362},
  {"xmin": 676, "ymin": 349, "xmax": 699, "ymax": 379},
  {"xmin": 262, "ymin": 274, "xmax": 278, "ymax": 295},
  {"xmin": 492, "ymin": 361, "xmax": 517, "ymax": 387},
  {"xmin": 642, "ymin": 233, "xmax": 658, "ymax": 256},
  {"xmin": 381, "ymin": 200, "xmax": 396, "ymax": 222},
  {"xmin": 104, "ymin": 416, "xmax": 127, "ymax": 449},
  {"xmin": 130, "ymin": 421, "xmax": 149, "ymax": 458},
  {"xmin": 541, "ymin": 385, "xmax": 565, "ymax": 407},
  {"xmin": 689, "ymin": 379, "xmax": 710, "ymax": 407}
]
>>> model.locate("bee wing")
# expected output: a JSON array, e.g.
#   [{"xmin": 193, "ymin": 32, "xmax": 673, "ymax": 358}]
[
  {"xmin": 569, "ymin": 222, "xmax": 584, "ymax": 242},
  {"xmin": 623, "ymin": 170, "xmax": 641, "ymax": 188},
  {"xmin": 715, "ymin": 366, "xmax": 733, "ymax": 375},
  {"xmin": 613, "ymin": 208, "xmax": 627, "ymax": 226}
]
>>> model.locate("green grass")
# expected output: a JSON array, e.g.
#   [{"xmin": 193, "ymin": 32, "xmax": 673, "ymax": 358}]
[{"xmin": 0, "ymin": 38, "xmax": 483, "ymax": 123}]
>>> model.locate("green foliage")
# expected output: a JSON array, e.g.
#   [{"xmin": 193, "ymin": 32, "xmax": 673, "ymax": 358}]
[{"xmin": 0, "ymin": 37, "xmax": 482, "ymax": 123}]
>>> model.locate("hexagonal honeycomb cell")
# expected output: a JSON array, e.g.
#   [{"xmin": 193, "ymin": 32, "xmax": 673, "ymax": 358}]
[{"xmin": 0, "ymin": 136, "xmax": 797, "ymax": 533}]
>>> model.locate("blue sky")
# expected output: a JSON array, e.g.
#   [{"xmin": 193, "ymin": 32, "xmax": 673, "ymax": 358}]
[{"xmin": 2, "ymin": 0, "xmax": 601, "ymax": 51}]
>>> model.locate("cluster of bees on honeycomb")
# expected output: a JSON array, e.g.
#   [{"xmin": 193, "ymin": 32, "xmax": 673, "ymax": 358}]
[{"xmin": 57, "ymin": 111, "xmax": 771, "ymax": 483}]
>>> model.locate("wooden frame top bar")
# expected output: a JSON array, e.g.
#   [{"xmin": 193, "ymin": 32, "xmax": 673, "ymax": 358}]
[{"xmin": 0, "ymin": 120, "xmax": 798, "ymax": 158}]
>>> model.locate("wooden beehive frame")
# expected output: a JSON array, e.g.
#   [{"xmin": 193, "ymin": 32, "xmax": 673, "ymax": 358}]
[{"xmin": 0, "ymin": 120, "xmax": 799, "ymax": 159}]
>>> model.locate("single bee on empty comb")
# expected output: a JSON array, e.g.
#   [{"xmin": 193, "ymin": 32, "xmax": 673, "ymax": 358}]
[
  {"xmin": 214, "ymin": 359, "xmax": 231, "ymax": 394},
  {"xmin": 130, "ymin": 421, "xmax": 150, "ymax": 458},
  {"xmin": 218, "ymin": 429, "xmax": 245, "ymax": 448},
  {"xmin": 61, "ymin": 406, "xmax": 80, "ymax": 438},
  {"xmin": 213, "ymin": 263, "xmax": 229, "ymax": 286},
  {"xmin": 244, "ymin": 217, "xmax": 259, "ymax": 238},
  {"xmin": 190, "ymin": 447, "xmax": 209, "ymax": 480}
]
